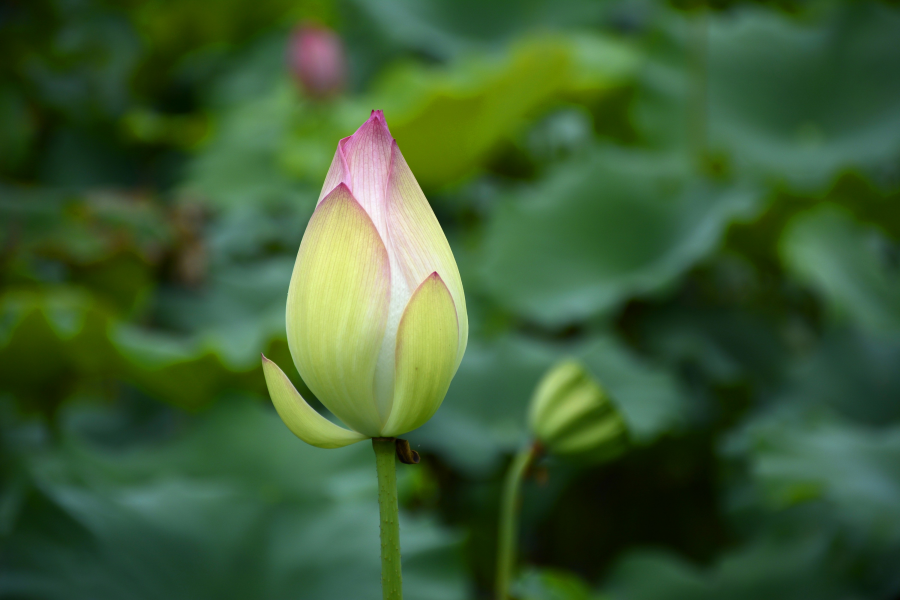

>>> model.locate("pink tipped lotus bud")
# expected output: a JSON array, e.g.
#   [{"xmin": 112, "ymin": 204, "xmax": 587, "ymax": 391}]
[
  {"xmin": 287, "ymin": 23, "xmax": 346, "ymax": 100},
  {"xmin": 262, "ymin": 110, "xmax": 468, "ymax": 448}
]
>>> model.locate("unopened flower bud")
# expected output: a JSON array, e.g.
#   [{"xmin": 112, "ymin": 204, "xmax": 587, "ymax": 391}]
[
  {"xmin": 287, "ymin": 24, "xmax": 346, "ymax": 100},
  {"xmin": 263, "ymin": 111, "xmax": 468, "ymax": 448},
  {"xmin": 528, "ymin": 360, "xmax": 627, "ymax": 457}
]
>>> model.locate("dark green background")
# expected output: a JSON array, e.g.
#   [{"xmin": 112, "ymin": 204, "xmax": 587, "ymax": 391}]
[{"xmin": 2, "ymin": 0, "xmax": 900, "ymax": 598}]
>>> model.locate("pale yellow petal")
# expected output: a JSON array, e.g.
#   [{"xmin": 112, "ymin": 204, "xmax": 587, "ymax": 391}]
[
  {"xmin": 262, "ymin": 355, "xmax": 368, "ymax": 449},
  {"xmin": 380, "ymin": 273, "xmax": 459, "ymax": 437},
  {"xmin": 385, "ymin": 141, "xmax": 468, "ymax": 370},
  {"xmin": 287, "ymin": 183, "xmax": 390, "ymax": 437}
]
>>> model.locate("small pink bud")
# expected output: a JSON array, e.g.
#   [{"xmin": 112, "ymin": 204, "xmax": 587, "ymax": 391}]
[{"xmin": 287, "ymin": 24, "xmax": 346, "ymax": 100}]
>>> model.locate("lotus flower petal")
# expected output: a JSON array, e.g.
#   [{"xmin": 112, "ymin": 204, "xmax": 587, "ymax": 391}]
[
  {"xmin": 262, "ymin": 355, "xmax": 367, "ymax": 449},
  {"xmin": 317, "ymin": 111, "xmax": 394, "ymax": 240},
  {"xmin": 385, "ymin": 140, "xmax": 468, "ymax": 370},
  {"xmin": 381, "ymin": 272, "xmax": 460, "ymax": 437},
  {"xmin": 287, "ymin": 182, "xmax": 390, "ymax": 437}
]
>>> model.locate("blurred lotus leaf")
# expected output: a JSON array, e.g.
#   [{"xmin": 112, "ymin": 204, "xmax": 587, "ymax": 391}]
[
  {"xmin": 481, "ymin": 146, "xmax": 760, "ymax": 325},
  {"xmin": 1, "ymin": 188, "xmax": 171, "ymax": 313},
  {"xmin": 350, "ymin": 0, "xmax": 617, "ymax": 59},
  {"xmin": 736, "ymin": 409, "xmax": 900, "ymax": 545},
  {"xmin": 374, "ymin": 35, "xmax": 640, "ymax": 188},
  {"xmin": 604, "ymin": 535, "xmax": 852, "ymax": 600},
  {"xmin": 776, "ymin": 328, "xmax": 900, "ymax": 426},
  {"xmin": 781, "ymin": 205, "xmax": 900, "ymax": 336},
  {"xmin": 637, "ymin": 3, "xmax": 900, "ymax": 190},
  {"xmin": 0, "ymin": 85, "xmax": 38, "ymax": 174},
  {"xmin": 1, "ymin": 399, "xmax": 466, "ymax": 600},
  {"xmin": 514, "ymin": 568, "xmax": 601, "ymax": 600},
  {"xmin": 195, "ymin": 33, "xmax": 640, "ymax": 201},
  {"xmin": 0, "ymin": 289, "xmax": 116, "ymax": 415}
]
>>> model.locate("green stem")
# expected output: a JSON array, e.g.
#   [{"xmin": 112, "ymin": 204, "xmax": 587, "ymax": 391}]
[
  {"xmin": 373, "ymin": 438, "xmax": 403, "ymax": 600},
  {"xmin": 495, "ymin": 443, "xmax": 537, "ymax": 600}
]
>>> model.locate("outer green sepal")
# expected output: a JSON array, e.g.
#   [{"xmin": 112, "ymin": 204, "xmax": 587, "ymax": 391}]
[{"xmin": 262, "ymin": 354, "xmax": 367, "ymax": 449}]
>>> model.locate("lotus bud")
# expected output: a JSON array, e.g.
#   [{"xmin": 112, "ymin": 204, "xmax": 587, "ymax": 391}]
[
  {"xmin": 263, "ymin": 110, "xmax": 468, "ymax": 448},
  {"xmin": 287, "ymin": 23, "xmax": 346, "ymax": 100},
  {"xmin": 528, "ymin": 360, "xmax": 627, "ymax": 457}
]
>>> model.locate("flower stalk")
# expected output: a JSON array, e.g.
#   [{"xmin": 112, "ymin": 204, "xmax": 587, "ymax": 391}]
[
  {"xmin": 495, "ymin": 442, "xmax": 540, "ymax": 600},
  {"xmin": 374, "ymin": 438, "xmax": 403, "ymax": 600},
  {"xmin": 495, "ymin": 359, "xmax": 628, "ymax": 598}
]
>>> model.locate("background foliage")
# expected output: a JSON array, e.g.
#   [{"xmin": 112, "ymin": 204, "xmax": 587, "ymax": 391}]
[{"xmin": 2, "ymin": 0, "xmax": 900, "ymax": 598}]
